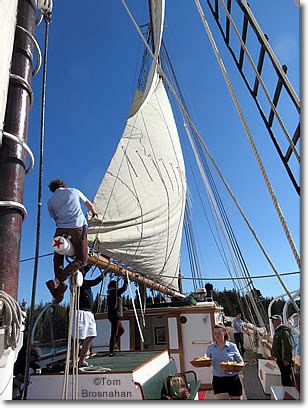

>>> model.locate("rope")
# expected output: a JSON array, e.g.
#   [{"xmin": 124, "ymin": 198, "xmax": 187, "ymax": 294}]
[
  {"xmin": 0, "ymin": 290, "xmax": 23, "ymax": 349},
  {"xmin": 72, "ymin": 286, "xmax": 80, "ymax": 400},
  {"xmin": 62, "ymin": 282, "xmax": 80, "ymax": 400},
  {"xmin": 20, "ymin": 252, "xmax": 53, "ymax": 263},
  {"xmin": 219, "ymin": 0, "xmax": 300, "ymax": 161},
  {"xmin": 135, "ymin": 286, "xmax": 145, "ymax": 327},
  {"xmin": 96, "ymin": 274, "xmax": 107, "ymax": 314},
  {"xmin": 62, "ymin": 287, "xmax": 75, "ymax": 400},
  {"xmin": 121, "ymin": 0, "xmax": 300, "ymax": 310},
  {"xmin": 125, "ymin": 271, "xmax": 144, "ymax": 342},
  {"xmin": 185, "ymin": 123, "xmax": 249, "ymax": 299},
  {"xmin": 195, "ymin": 0, "xmax": 300, "ymax": 268},
  {"xmin": 194, "ymin": 137, "xmax": 267, "ymax": 326},
  {"xmin": 22, "ymin": 11, "xmax": 51, "ymax": 399},
  {"xmin": 143, "ymin": 270, "xmax": 299, "ymax": 281}
]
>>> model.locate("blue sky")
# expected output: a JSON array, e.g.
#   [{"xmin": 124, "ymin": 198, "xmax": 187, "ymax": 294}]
[{"xmin": 17, "ymin": 0, "xmax": 300, "ymax": 306}]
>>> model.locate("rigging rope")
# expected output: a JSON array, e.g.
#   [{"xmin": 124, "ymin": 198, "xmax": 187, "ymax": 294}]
[
  {"xmin": 120, "ymin": 0, "xmax": 300, "ymax": 313},
  {"xmin": 185, "ymin": 123, "xmax": 258, "ymax": 324},
  {"xmin": 195, "ymin": 139, "xmax": 268, "ymax": 325},
  {"xmin": 125, "ymin": 271, "xmax": 144, "ymax": 342},
  {"xmin": 22, "ymin": 10, "xmax": 51, "ymax": 400},
  {"xmin": 62, "ymin": 282, "xmax": 80, "ymax": 400},
  {"xmin": 194, "ymin": 0, "xmax": 300, "ymax": 267},
  {"xmin": 143, "ymin": 270, "xmax": 299, "ymax": 281},
  {"xmin": 219, "ymin": 0, "xmax": 300, "ymax": 161},
  {"xmin": 162, "ymin": 41, "xmax": 258, "ymax": 322},
  {"xmin": 135, "ymin": 285, "xmax": 146, "ymax": 327}
]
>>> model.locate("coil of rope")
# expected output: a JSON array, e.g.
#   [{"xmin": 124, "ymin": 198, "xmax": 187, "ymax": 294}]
[{"xmin": 0, "ymin": 290, "xmax": 24, "ymax": 350}]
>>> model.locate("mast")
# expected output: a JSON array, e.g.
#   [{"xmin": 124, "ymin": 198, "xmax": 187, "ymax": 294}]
[{"xmin": 0, "ymin": 0, "xmax": 37, "ymax": 299}]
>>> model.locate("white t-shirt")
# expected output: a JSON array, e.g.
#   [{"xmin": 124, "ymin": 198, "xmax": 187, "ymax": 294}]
[{"xmin": 47, "ymin": 188, "xmax": 88, "ymax": 228}]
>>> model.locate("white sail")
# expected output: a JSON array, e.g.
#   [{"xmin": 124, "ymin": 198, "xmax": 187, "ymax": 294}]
[
  {"xmin": 0, "ymin": 0, "xmax": 18, "ymax": 145},
  {"xmin": 88, "ymin": 1, "xmax": 186, "ymax": 291},
  {"xmin": 128, "ymin": 0, "xmax": 165, "ymax": 118}
]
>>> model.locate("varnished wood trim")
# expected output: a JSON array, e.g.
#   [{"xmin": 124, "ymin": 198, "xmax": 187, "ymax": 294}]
[
  {"xmin": 176, "ymin": 314, "xmax": 185, "ymax": 372},
  {"xmin": 95, "ymin": 305, "xmax": 223, "ymax": 320},
  {"xmin": 210, "ymin": 311, "xmax": 215, "ymax": 340},
  {"xmin": 168, "ymin": 349, "xmax": 180, "ymax": 353},
  {"xmin": 165, "ymin": 317, "xmax": 170, "ymax": 350}
]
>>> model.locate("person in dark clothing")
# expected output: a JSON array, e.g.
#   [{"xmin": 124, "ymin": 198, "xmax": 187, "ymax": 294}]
[
  {"xmin": 72, "ymin": 267, "xmax": 104, "ymax": 366},
  {"xmin": 270, "ymin": 315, "xmax": 294, "ymax": 386},
  {"xmin": 107, "ymin": 278, "xmax": 128, "ymax": 356},
  {"xmin": 205, "ymin": 282, "xmax": 214, "ymax": 301},
  {"xmin": 232, "ymin": 312, "xmax": 247, "ymax": 356},
  {"xmin": 13, "ymin": 345, "xmax": 41, "ymax": 398}
]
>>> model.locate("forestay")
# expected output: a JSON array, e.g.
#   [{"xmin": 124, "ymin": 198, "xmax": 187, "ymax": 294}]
[{"xmin": 87, "ymin": 0, "xmax": 186, "ymax": 291}]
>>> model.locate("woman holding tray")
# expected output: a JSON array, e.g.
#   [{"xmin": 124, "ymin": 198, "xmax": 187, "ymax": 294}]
[{"xmin": 206, "ymin": 324, "xmax": 244, "ymax": 400}]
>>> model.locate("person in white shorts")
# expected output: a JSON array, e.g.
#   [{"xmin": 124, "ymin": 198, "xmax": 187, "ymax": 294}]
[{"xmin": 72, "ymin": 266, "xmax": 104, "ymax": 366}]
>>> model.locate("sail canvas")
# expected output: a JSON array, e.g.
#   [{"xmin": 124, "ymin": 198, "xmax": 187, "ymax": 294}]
[{"xmin": 87, "ymin": 0, "xmax": 186, "ymax": 291}]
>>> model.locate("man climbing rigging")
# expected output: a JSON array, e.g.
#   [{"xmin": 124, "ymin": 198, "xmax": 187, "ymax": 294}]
[{"xmin": 46, "ymin": 179, "xmax": 97, "ymax": 303}]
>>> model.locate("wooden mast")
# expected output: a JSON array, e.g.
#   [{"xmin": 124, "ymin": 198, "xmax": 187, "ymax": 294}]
[
  {"xmin": 0, "ymin": 0, "xmax": 36, "ymax": 299},
  {"xmin": 87, "ymin": 252, "xmax": 185, "ymax": 299}
]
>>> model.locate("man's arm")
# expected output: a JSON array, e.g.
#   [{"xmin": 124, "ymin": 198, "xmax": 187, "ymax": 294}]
[
  {"xmin": 233, "ymin": 344, "xmax": 244, "ymax": 363},
  {"xmin": 84, "ymin": 199, "xmax": 98, "ymax": 218},
  {"xmin": 76, "ymin": 189, "xmax": 97, "ymax": 217},
  {"xmin": 117, "ymin": 279, "xmax": 128, "ymax": 295},
  {"xmin": 233, "ymin": 320, "xmax": 239, "ymax": 330},
  {"xmin": 82, "ymin": 275, "xmax": 104, "ymax": 289}
]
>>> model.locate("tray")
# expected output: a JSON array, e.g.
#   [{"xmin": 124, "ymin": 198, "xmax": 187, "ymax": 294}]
[
  {"xmin": 219, "ymin": 362, "xmax": 245, "ymax": 372},
  {"xmin": 190, "ymin": 358, "xmax": 212, "ymax": 368}
]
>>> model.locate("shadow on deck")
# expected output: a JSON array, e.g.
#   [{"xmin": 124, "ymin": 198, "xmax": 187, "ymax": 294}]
[{"xmin": 242, "ymin": 352, "xmax": 270, "ymax": 400}]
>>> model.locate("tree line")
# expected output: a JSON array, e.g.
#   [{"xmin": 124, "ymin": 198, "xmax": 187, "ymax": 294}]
[{"xmin": 25, "ymin": 288, "xmax": 299, "ymax": 345}]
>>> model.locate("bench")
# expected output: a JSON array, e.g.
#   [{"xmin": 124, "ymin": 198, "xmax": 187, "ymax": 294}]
[
  {"xmin": 135, "ymin": 359, "xmax": 200, "ymax": 400},
  {"xmin": 258, "ymin": 359, "xmax": 281, "ymax": 394}
]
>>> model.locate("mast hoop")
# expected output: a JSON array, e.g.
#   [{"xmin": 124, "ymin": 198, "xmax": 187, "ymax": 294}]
[
  {"xmin": 9, "ymin": 74, "xmax": 34, "ymax": 107},
  {"xmin": 16, "ymin": 24, "xmax": 42, "ymax": 77},
  {"xmin": 0, "ymin": 201, "xmax": 27, "ymax": 220},
  {"xmin": 2, "ymin": 132, "xmax": 35, "ymax": 174}
]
